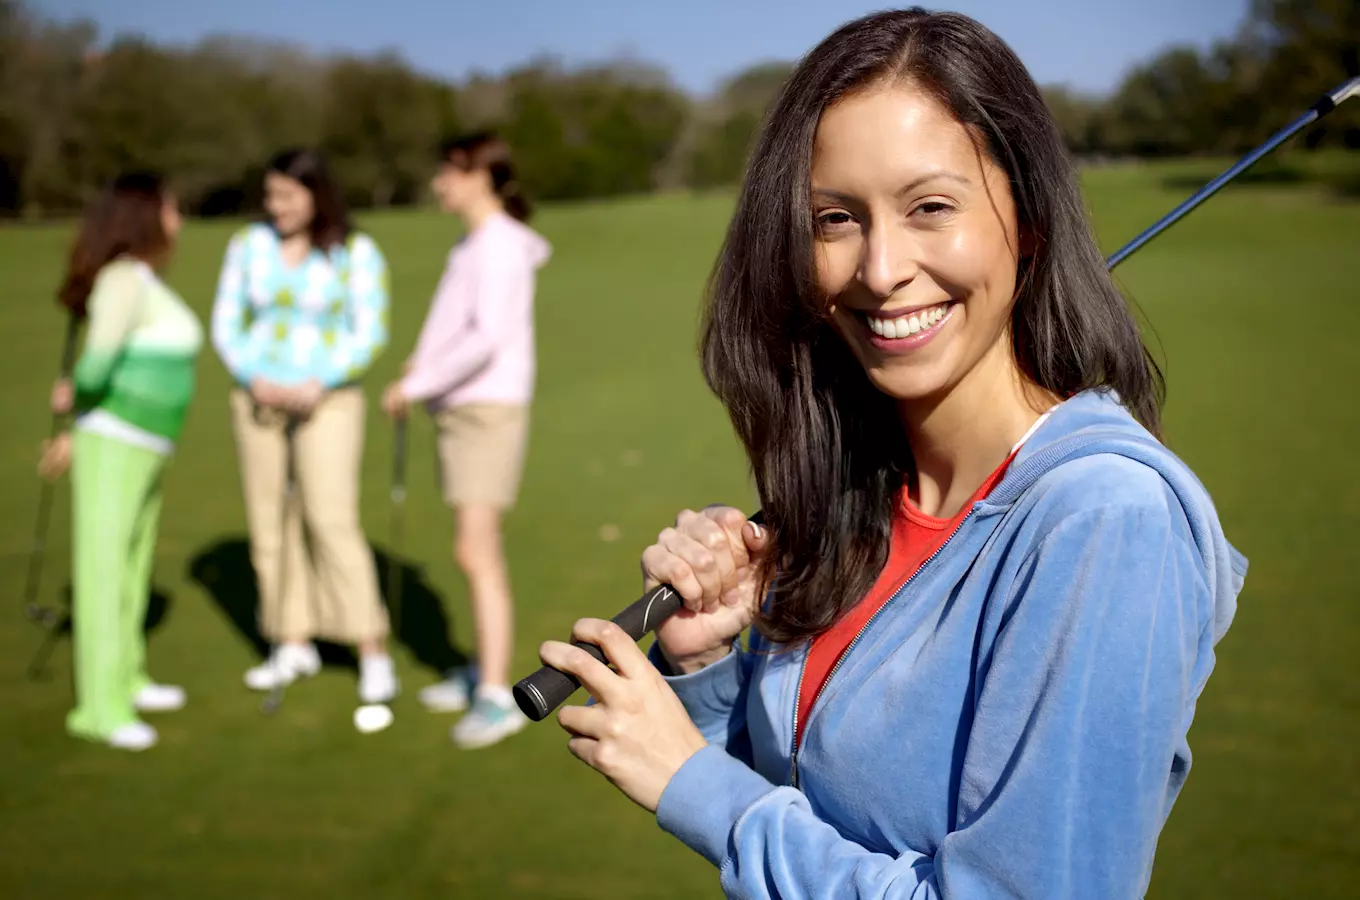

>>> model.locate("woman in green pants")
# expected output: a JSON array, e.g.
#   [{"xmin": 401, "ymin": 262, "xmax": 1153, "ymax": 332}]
[{"xmin": 40, "ymin": 172, "xmax": 202, "ymax": 751}]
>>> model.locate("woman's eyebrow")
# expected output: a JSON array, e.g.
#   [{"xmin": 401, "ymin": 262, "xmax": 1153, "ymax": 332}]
[{"xmin": 812, "ymin": 171, "xmax": 973, "ymax": 204}]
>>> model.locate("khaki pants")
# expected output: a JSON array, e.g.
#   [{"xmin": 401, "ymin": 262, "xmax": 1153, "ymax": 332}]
[{"xmin": 229, "ymin": 388, "xmax": 388, "ymax": 644}]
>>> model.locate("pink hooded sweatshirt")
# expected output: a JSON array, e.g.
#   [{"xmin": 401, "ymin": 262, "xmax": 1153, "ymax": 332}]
[{"xmin": 401, "ymin": 212, "xmax": 552, "ymax": 408}]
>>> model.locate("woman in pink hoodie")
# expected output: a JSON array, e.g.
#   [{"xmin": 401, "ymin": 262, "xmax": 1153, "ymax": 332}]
[{"xmin": 383, "ymin": 132, "xmax": 550, "ymax": 749}]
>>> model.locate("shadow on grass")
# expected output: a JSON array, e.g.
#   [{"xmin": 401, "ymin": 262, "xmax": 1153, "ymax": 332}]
[
  {"xmin": 22, "ymin": 583, "xmax": 172, "ymax": 681},
  {"xmin": 1327, "ymin": 173, "xmax": 1360, "ymax": 198},
  {"xmin": 186, "ymin": 536, "xmax": 468, "ymax": 676}
]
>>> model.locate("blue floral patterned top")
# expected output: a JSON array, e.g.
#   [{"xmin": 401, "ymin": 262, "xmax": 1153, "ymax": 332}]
[{"xmin": 210, "ymin": 223, "xmax": 389, "ymax": 388}]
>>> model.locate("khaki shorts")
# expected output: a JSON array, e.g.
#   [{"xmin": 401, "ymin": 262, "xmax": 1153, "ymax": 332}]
[{"xmin": 434, "ymin": 404, "xmax": 530, "ymax": 510}]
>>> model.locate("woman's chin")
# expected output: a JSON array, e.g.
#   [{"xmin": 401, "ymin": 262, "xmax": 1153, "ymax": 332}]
[{"xmin": 863, "ymin": 364, "xmax": 951, "ymax": 405}]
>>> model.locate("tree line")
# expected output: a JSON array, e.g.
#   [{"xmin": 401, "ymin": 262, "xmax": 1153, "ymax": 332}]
[{"xmin": 0, "ymin": 0, "xmax": 1354, "ymax": 217}]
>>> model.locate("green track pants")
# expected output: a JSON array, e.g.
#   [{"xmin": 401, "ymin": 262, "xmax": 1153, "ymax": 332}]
[{"xmin": 65, "ymin": 429, "xmax": 166, "ymax": 741}]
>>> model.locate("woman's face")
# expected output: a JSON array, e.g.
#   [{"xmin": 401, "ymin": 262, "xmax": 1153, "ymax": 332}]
[
  {"xmin": 431, "ymin": 161, "xmax": 490, "ymax": 214},
  {"xmin": 160, "ymin": 194, "xmax": 182, "ymax": 243},
  {"xmin": 812, "ymin": 82, "xmax": 1026, "ymax": 405},
  {"xmin": 264, "ymin": 172, "xmax": 315, "ymax": 238}
]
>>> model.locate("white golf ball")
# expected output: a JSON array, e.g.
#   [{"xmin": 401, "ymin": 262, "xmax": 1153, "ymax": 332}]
[{"xmin": 353, "ymin": 704, "xmax": 393, "ymax": 734}]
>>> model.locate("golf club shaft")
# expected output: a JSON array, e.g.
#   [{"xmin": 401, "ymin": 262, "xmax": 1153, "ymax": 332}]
[
  {"xmin": 262, "ymin": 415, "xmax": 299, "ymax": 715},
  {"xmin": 386, "ymin": 417, "xmax": 408, "ymax": 636},
  {"xmin": 26, "ymin": 611, "xmax": 69, "ymax": 680},
  {"xmin": 1106, "ymin": 76, "xmax": 1360, "ymax": 270},
  {"xmin": 24, "ymin": 315, "xmax": 81, "ymax": 625}
]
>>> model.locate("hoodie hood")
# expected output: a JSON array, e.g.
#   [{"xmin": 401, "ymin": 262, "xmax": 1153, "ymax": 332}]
[{"xmin": 482, "ymin": 211, "xmax": 552, "ymax": 270}]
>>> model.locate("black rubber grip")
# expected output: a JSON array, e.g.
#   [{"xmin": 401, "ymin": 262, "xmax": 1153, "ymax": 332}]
[
  {"xmin": 514, "ymin": 510, "xmax": 765, "ymax": 722},
  {"xmin": 513, "ymin": 584, "xmax": 685, "ymax": 721}
]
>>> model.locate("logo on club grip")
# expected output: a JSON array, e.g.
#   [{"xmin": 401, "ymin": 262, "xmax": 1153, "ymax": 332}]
[{"xmin": 641, "ymin": 586, "xmax": 675, "ymax": 633}]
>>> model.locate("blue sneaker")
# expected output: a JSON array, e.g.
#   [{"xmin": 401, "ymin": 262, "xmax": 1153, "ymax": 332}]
[
  {"xmin": 418, "ymin": 666, "xmax": 476, "ymax": 713},
  {"xmin": 452, "ymin": 692, "xmax": 527, "ymax": 749}
]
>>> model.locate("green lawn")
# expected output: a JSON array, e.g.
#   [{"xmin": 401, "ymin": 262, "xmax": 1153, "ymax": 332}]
[{"xmin": 1, "ymin": 160, "xmax": 1357, "ymax": 898}]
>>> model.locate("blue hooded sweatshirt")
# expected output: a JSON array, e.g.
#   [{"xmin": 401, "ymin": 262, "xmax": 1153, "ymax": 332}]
[{"xmin": 653, "ymin": 389, "xmax": 1247, "ymax": 899}]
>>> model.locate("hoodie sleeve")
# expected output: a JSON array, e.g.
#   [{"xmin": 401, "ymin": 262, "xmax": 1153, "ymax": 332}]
[
  {"xmin": 648, "ymin": 639, "xmax": 755, "ymax": 764},
  {"xmin": 400, "ymin": 229, "xmax": 529, "ymax": 403},
  {"xmin": 656, "ymin": 475, "xmax": 1211, "ymax": 899}
]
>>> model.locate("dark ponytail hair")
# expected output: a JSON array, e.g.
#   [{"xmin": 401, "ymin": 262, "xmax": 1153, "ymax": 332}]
[
  {"xmin": 266, "ymin": 148, "xmax": 353, "ymax": 250},
  {"xmin": 59, "ymin": 171, "xmax": 173, "ymax": 318},
  {"xmin": 702, "ymin": 8, "xmax": 1165, "ymax": 645},
  {"xmin": 440, "ymin": 131, "xmax": 532, "ymax": 222}
]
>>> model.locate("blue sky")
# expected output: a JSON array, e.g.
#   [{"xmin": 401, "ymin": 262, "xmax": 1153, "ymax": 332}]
[{"xmin": 34, "ymin": 0, "xmax": 1250, "ymax": 96}]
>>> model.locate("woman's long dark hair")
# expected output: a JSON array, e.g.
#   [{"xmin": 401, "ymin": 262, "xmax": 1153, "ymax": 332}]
[
  {"xmin": 441, "ymin": 131, "xmax": 532, "ymax": 222},
  {"xmin": 702, "ymin": 8, "xmax": 1165, "ymax": 645},
  {"xmin": 58, "ymin": 171, "xmax": 172, "ymax": 318},
  {"xmin": 267, "ymin": 148, "xmax": 352, "ymax": 249}
]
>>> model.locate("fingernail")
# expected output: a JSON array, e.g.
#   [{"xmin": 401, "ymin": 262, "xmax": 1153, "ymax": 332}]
[{"xmin": 747, "ymin": 522, "xmax": 765, "ymax": 540}]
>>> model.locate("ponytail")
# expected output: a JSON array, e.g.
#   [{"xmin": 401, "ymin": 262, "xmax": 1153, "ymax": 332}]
[{"xmin": 498, "ymin": 180, "xmax": 532, "ymax": 222}]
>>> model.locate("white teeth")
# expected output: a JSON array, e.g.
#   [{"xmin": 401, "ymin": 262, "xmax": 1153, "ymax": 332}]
[{"xmin": 864, "ymin": 303, "xmax": 950, "ymax": 339}]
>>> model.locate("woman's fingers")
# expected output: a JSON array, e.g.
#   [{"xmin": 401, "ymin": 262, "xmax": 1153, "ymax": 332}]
[
  {"xmin": 659, "ymin": 526, "xmax": 729, "ymax": 612},
  {"xmin": 571, "ymin": 617, "xmax": 651, "ymax": 680},
  {"xmin": 742, "ymin": 518, "xmax": 770, "ymax": 556},
  {"xmin": 50, "ymin": 378, "xmax": 73, "ymax": 415},
  {"xmin": 38, "ymin": 436, "xmax": 70, "ymax": 482},
  {"xmin": 641, "ymin": 541, "xmax": 704, "ymax": 608},
  {"xmin": 557, "ymin": 700, "xmax": 607, "ymax": 738},
  {"xmin": 539, "ymin": 636, "xmax": 622, "ymax": 706},
  {"xmin": 641, "ymin": 506, "xmax": 764, "ymax": 614}
]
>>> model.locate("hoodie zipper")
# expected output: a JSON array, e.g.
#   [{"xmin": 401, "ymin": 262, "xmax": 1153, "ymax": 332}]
[{"xmin": 789, "ymin": 506, "xmax": 976, "ymax": 789}]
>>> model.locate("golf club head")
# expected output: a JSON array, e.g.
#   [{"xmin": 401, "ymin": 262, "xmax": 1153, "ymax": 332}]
[
  {"xmin": 25, "ymin": 603, "xmax": 61, "ymax": 628},
  {"xmin": 1330, "ymin": 76, "xmax": 1360, "ymax": 106},
  {"xmin": 260, "ymin": 690, "xmax": 284, "ymax": 715}
]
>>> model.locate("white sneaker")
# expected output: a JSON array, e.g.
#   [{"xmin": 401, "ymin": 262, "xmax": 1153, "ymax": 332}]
[
  {"xmin": 244, "ymin": 643, "xmax": 321, "ymax": 691},
  {"xmin": 133, "ymin": 683, "xmax": 186, "ymax": 713},
  {"xmin": 358, "ymin": 653, "xmax": 399, "ymax": 705},
  {"xmin": 107, "ymin": 722, "xmax": 158, "ymax": 751},
  {"xmin": 418, "ymin": 668, "xmax": 474, "ymax": 713}
]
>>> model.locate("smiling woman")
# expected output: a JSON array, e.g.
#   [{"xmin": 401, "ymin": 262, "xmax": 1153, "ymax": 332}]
[
  {"xmin": 539, "ymin": 7, "xmax": 1248, "ymax": 900},
  {"xmin": 210, "ymin": 148, "xmax": 398, "ymax": 708}
]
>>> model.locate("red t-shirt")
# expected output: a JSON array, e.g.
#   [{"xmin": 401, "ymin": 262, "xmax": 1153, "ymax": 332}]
[{"xmin": 794, "ymin": 451, "xmax": 1019, "ymax": 748}]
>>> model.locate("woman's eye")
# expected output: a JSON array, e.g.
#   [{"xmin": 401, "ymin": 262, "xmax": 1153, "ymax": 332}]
[
  {"xmin": 914, "ymin": 201, "xmax": 954, "ymax": 217},
  {"xmin": 815, "ymin": 211, "xmax": 855, "ymax": 232}
]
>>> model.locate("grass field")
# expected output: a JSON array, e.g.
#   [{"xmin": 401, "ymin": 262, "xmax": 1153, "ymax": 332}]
[{"xmin": 1, "ymin": 159, "xmax": 1358, "ymax": 898}]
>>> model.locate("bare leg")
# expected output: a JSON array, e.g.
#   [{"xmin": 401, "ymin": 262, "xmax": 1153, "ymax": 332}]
[{"xmin": 454, "ymin": 505, "xmax": 513, "ymax": 689}]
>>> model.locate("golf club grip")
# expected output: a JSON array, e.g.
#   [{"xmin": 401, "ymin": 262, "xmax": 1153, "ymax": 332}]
[
  {"xmin": 513, "ymin": 585, "xmax": 686, "ymax": 721},
  {"xmin": 513, "ymin": 509, "xmax": 766, "ymax": 722}
]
